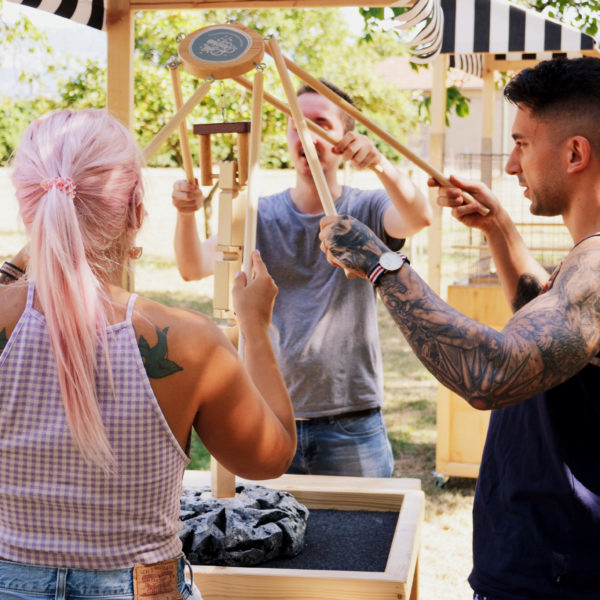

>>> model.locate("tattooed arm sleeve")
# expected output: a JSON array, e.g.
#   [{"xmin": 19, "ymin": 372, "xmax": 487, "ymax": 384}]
[{"xmin": 320, "ymin": 216, "xmax": 600, "ymax": 409}]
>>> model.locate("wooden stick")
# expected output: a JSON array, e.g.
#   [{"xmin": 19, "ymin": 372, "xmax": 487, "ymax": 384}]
[
  {"xmin": 242, "ymin": 70, "xmax": 264, "ymax": 275},
  {"xmin": 234, "ymin": 74, "xmax": 337, "ymax": 145},
  {"xmin": 169, "ymin": 64, "xmax": 195, "ymax": 183},
  {"xmin": 267, "ymin": 38, "xmax": 337, "ymax": 216},
  {"xmin": 234, "ymin": 75, "xmax": 383, "ymax": 174},
  {"xmin": 263, "ymin": 45, "xmax": 489, "ymax": 216},
  {"xmin": 142, "ymin": 78, "xmax": 213, "ymax": 161}
]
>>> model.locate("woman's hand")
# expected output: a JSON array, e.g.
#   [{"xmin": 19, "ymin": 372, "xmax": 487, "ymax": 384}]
[{"xmin": 232, "ymin": 251, "xmax": 278, "ymax": 336}]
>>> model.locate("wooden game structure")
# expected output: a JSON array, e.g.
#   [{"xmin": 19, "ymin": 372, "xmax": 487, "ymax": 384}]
[{"xmin": 140, "ymin": 21, "xmax": 426, "ymax": 598}]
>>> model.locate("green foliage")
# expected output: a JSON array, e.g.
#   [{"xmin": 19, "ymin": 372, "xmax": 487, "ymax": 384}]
[
  {"xmin": 418, "ymin": 85, "xmax": 470, "ymax": 126},
  {"xmin": 127, "ymin": 8, "xmax": 420, "ymax": 167},
  {"xmin": 525, "ymin": 0, "xmax": 600, "ymax": 38},
  {"xmin": 0, "ymin": 96, "xmax": 59, "ymax": 165},
  {"xmin": 39, "ymin": 8, "xmax": 420, "ymax": 168}
]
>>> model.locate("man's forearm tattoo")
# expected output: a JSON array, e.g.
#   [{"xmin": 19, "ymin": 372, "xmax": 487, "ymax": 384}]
[
  {"xmin": 512, "ymin": 273, "xmax": 543, "ymax": 311},
  {"xmin": 138, "ymin": 326, "xmax": 183, "ymax": 379},
  {"xmin": 377, "ymin": 262, "xmax": 598, "ymax": 410}
]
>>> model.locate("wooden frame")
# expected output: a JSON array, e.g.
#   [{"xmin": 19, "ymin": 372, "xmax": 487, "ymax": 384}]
[{"xmin": 183, "ymin": 472, "xmax": 424, "ymax": 600}]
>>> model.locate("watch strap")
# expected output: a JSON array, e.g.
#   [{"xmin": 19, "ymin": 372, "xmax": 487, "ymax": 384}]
[{"xmin": 368, "ymin": 253, "xmax": 409, "ymax": 286}]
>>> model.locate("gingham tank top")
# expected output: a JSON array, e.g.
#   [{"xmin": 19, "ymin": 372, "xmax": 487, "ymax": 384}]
[{"xmin": 0, "ymin": 284, "xmax": 189, "ymax": 569}]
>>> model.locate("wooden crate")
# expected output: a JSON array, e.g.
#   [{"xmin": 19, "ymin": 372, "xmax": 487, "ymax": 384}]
[
  {"xmin": 436, "ymin": 284, "xmax": 512, "ymax": 478},
  {"xmin": 182, "ymin": 472, "xmax": 424, "ymax": 600}
]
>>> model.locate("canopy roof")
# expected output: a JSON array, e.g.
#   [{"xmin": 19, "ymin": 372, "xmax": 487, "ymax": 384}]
[{"xmin": 442, "ymin": 0, "xmax": 598, "ymax": 76}]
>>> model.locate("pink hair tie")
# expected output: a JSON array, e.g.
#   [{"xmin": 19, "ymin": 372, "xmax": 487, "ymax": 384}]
[{"xmin": 40, "ymin": 177, "xmax": 76, "ymax": 199}]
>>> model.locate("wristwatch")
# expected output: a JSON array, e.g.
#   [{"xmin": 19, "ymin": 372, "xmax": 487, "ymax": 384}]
[{"xmin": 368, "ymin": 251, "xmax": 409, "ymax": 286}]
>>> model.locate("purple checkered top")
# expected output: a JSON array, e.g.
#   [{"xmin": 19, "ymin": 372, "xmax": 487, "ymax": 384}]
[{"xmin": 0, "ymin": 284, "xmax": 189, "ymax": 569}]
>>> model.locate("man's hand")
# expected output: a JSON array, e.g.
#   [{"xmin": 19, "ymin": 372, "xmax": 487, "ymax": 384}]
[
  {"xmin": 319, "ymin": 215, "xmax": 389, "ymax": 278},
  {"xmin": 172, "ymin": 179, "xmax": 204, "ymax": 214},
  {"xmin": 332, "ymin": 131, "xmax": 381, "ymax": 170},
  {"xmin": 428, "ymin": 174, "xmax": 499, "ymax": 231}
]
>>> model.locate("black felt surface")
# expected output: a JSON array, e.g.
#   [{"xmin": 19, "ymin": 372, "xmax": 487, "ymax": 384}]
[{"xmin": 260, "ymin": 510, "xmax": 399, "ymax": 572}]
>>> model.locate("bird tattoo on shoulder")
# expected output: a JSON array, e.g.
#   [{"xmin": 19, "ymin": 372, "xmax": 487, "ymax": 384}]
[{"xmin": 138, "ymin": 326, "xmax": 183, "ymax": 379}]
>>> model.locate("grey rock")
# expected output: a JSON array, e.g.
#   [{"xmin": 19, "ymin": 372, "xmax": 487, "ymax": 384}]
[{"xmin": 179, "ymin": 484, "xmax": 309, "ymax": 567}]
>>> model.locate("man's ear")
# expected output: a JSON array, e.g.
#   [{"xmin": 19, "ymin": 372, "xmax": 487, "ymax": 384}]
[{"xmin": 566, "ymin": 135, "xmax": 592, "ymax": 174}]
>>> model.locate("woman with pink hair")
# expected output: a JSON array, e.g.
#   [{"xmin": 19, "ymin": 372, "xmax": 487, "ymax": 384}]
[{"xmin": 0, "ymin": 109, "xmax": 296, "ymax": 599}]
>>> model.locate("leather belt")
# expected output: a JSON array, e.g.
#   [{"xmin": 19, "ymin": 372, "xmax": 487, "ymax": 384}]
[{"xmin": 295, "ymin": 407, "xmax": 379, "ymax": 422}]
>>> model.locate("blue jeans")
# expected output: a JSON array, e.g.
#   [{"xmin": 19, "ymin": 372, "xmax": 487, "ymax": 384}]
[
  {"xmin": 0, "ymin": 555, "xmax": 202, "ymax": 600},
  {"xmin": 287, "ymin": 408, "xmax": 394, "ymax": 477}
]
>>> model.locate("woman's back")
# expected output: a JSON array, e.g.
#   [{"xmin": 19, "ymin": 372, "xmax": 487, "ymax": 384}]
[{"xmin": 0, "ymin": 284, "xmax": 188, "ymax": 569}]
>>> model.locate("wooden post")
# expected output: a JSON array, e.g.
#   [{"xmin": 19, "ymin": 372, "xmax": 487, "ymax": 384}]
[
  {"xmin": 106, "ymin": 0, "xmax": 133, "ymax": 129},
  {"xmin": 106, "ymin": 0, "xmax": 134, "ymax": 291},
  {"xmin": 428, "ymin": 54, "xmax": 447, "ymax": 296}
]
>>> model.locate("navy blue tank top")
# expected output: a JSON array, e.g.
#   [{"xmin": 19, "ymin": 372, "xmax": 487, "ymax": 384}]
[{"xmin": 470, "ymin": 234, "xmax": 600, "ymax": 599}]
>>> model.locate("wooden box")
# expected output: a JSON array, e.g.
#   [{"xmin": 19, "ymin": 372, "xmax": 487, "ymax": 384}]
[
  {"xmin": 436, "ymin": 284, "xmax": 512, "ymax": 478},
  {"xmin": 182, "ymin": 472, "xmax": 424, "ymax": 600}
]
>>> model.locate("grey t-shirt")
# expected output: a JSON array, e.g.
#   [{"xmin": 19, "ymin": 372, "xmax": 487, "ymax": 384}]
[{"xmin": 256, "ymin": 186, "xmax": 404, "ymax": 418}]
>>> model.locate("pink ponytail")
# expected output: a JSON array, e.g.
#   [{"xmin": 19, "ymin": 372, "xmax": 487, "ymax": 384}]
[{"xmin": 11, "ymin": 109, "xmax": 145, "ymax": 470}]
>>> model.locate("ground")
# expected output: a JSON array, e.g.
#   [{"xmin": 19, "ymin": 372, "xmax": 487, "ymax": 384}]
[{"xmin": 1, "ymin": 166, "xmax": 476, "ymax": 599}]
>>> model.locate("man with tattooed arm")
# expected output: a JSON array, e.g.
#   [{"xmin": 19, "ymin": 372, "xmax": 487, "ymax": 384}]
[{"xmin": 319, "ymin": 57, "xmax": 600, "ymax": 600}]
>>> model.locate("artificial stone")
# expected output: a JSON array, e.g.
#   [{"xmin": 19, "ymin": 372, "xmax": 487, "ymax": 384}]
[{"xmin": 180, "ymin": 483, "xmax": 309, "ymax": 567}]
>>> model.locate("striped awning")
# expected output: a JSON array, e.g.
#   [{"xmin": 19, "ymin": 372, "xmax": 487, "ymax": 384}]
[
  {"xmin": 7, "ymin": 0, "xmax": 105, "ymax": 29},
  {"xmin": 442, "ymin": 0, "xmax": 598, "ymax": 77}
]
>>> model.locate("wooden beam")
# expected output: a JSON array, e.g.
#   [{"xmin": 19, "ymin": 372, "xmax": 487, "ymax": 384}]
[
  {"xmin": 427, "ymin": 53, "xmax": 446, "ymax": 296},
  {"xmin": 131, "ymin": 0, "xmax": 409, "ymax": 8},
  {"xmin": 106, "ymin": 0, "xmax": 134, "ymax": 129}
]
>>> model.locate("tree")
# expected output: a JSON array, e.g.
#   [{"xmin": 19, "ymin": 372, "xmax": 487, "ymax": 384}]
[
  {"xmin": 56, "ymin": 8, "xmax": 421, "ymax": 167},
  {"xmin": 0, "ymin": 0, "xmax": 62, "ymax": 163}
]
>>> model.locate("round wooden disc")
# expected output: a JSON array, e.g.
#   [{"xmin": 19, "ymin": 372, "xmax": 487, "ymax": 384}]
[{"xmin": 178, "ymin": 23, "xmax": 264, "ymax": 80}]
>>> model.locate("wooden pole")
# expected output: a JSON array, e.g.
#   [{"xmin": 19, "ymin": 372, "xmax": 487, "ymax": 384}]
[
  {"xmin": 264, "ymin": 46, "xmax": 487, "ymax": 216},
  {"xmin": 428, "ymin": 54, "xmax": 446, "ymax": 296},
  {"xmin": 267, "ymin": 38, "xmax": 337, "ymax": 216},
  {"xmin": 234, "ymin": 75, "xmax": 337, "ymax": 146},
  {"xmin": 242, "ymin": 70, "xmax": 264, "ymax": 275},
  {"xmin": 142, "ymin": 78, "xmax": 213, "ymax": 161},
  {"xmin": 169, "ymin": 63, "xmax": 196, "ymax": 183}
]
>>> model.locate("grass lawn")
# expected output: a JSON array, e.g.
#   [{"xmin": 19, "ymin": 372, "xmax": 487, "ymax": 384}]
[{"xmin": 1, "ymin": 167, "xmax": 477, "ymax": 599}]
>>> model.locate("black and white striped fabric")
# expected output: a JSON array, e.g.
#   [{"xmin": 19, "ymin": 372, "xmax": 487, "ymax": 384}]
[
  {"xmin": 441, "ymin": 0, "xmax": 597, "ymax": 77},
  {"xmin": 7, "ymin": 0, "xmax": 105, "ymax": 30}
]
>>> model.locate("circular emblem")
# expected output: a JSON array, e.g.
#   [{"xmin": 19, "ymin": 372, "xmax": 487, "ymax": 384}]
[
  {"xmin": 189, "ymin": 28, "xmax": 251, "ymax": 63},
  {"xmin": 179, "ymin": 23, "xmax": 264, "ymax": 80}
]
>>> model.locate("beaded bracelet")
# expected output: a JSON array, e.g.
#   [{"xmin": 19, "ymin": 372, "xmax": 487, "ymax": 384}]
[{"xmin": 0, "ymin": 262, "xmax": 25, "ymax": 281}]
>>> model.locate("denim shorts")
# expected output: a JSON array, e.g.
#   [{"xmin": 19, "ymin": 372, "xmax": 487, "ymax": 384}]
[
  {"xmin": 0, "ymin": 555, "xmax": 203, "ymax": 600},
  {"xmin": 288, "ymin": 407, "xmax": 394, "ymax": 477}
]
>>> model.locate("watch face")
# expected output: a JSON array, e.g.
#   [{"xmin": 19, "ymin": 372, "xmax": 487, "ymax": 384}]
[{"xmin": 379, "ymin": 251, "xmax": 405, "ymax": 271}]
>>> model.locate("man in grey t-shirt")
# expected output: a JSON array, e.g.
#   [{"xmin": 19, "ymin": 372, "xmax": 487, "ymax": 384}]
[{"xmin": 172, "ymin": 81, "xmax": 432, "ymax": 476}]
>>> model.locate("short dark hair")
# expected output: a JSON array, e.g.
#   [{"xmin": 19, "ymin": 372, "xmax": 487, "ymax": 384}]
[
  {"xmin": 296, "ymin": 80, "xmax": 355, "ymax": 133},
  {"xmin": 504, "ymin": 57, "xmax": 600, "ymax": 152}
]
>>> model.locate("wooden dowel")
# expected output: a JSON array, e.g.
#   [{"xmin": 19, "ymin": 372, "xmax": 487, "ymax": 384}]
[
  {"xmin": 242, "ymin": 70, "xmax": 263, "ymax": 276},
  {"xmin": 237, "ymin": 132, "xmax": 250, "ymax": 187},
  {"xmin": 267, "ymin": 38, "xmax": 337, "ymax": 216},
  {"xmin": 170, "ymin": 65, "xmax": 195, "ymax": 183},
  {"xmin": 234, "ymin": 74, "xmax": 337, "ymax": 145},
  {"xmin": 263, "ymin": 46, "xmax": 488, "ymax": 216},
  {"xmin": 143, "ymin": 78, "xmax": 213, "ymax": 161},
  {"xmin": 210, "ymin": 457, "xmax": 236, "ymax": 498},
  {"xmin": 235, "ymin": 75, "xmax": 385, "ymax": 176},
  {"xmin": 199, "ymin": 134, "xmax": 213, "ymax": 186}
]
